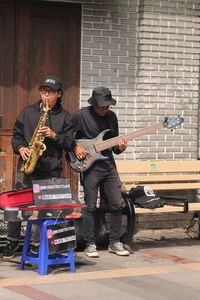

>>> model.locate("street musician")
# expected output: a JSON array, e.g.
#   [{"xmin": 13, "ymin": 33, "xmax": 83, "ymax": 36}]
[{"xmin": 2, "ymin": 76, "xmax": 85, "ymax": 259}]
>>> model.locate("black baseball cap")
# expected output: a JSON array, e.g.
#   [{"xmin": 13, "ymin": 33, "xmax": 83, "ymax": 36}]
[
  {"xmin": 129, "ymin": 185, "xmax": 163, "ymax": 209},
  {"xmin": 39, "ymin": 76, "xmax": 62, "ymax": 91}
]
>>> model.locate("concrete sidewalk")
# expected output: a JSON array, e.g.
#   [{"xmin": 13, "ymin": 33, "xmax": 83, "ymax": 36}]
[{"xmin": 0, "ymin": 238, "xmax": 200, "ymax": 299}]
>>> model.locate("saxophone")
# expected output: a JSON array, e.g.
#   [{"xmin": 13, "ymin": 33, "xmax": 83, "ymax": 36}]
[{"xmin": 20, "ymin": 100, "xmax": 49, "ymax": 175}]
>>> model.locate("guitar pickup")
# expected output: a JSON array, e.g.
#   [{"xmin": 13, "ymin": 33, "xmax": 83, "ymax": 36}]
[{"xmin": 85, "ymin": 152, "xmax": 92, "ymax": 158}]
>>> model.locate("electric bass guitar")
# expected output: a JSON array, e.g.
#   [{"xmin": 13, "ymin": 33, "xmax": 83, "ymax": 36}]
[{"xmin": 67, "ymin": 117, "xmax": 184, "ymax": 173}]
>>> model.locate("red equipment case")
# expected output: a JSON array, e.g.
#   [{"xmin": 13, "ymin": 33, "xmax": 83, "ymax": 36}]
[{"xmin": 0, "ymin": 189, "xmax": 34, "ymax": 208}]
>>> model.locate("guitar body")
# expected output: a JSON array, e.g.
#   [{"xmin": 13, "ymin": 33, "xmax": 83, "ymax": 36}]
[{"xmin": 67, "ymin": 129, "xmax": 111, "ymax": 172}]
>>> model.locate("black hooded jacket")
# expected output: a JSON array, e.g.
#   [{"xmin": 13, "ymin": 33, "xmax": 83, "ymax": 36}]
[
  {"xmin": 12, "ymin": 100, "xmax": 76, "ymax": 177},
  {"xmin": 72, "ymin": 106, "xmax": 122, "ymax": 162}
]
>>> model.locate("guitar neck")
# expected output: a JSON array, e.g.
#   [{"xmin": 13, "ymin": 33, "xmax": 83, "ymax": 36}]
[{"xmin": 95, "ymin": 122, "xmax": 164, "ymax": 152}]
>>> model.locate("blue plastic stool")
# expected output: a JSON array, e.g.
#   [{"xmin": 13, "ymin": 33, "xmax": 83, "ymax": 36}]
[{"xmin": 20, "ymin": 219, "xmax": 76, "ymax": 275}]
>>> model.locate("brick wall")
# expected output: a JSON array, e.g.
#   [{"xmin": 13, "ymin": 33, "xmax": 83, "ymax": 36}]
[
  {"xmin": 134, "ymin": 0, "xmax": 200, "ymax": 161},
  {"xmin": 81, "ymin": 0, "xmax": 139, "ymax": 161},
  {"xmin": 83, "ymin": 0, "xmax": 200, "ymax": 161},
  {"xmin": 49, "ymin": 0, "xmax": 200, "ymax": 161}
]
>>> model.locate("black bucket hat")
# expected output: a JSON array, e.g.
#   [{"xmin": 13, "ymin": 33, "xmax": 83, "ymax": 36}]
[
  {"xmin": 88, "ymin": 87, "xmax": 117, "ymax": 107},
  {"xmin": 39, "ymin": 76, "xmax": 62, "ymax": 91}
]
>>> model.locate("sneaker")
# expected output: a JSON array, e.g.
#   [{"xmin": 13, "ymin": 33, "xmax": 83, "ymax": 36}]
[
  {"xmin": 84, "ymin": 244, "xmax": 99, "ymax": 258},
  {"xmin": 29, "ymin": 245, "xmax": 39, "ymax": 255},
  {"xmin": 2, "ymin": 241, "xmax": 19, "ymax": 259},
  {"xmin": 108, "ymin": 242, "xmax": 130, "ymax": 256}
]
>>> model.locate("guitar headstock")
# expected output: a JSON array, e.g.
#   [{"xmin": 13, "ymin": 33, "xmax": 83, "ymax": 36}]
[{"xmin": 164, "ymin": 116, "xmax": 184, "ymax": 129}]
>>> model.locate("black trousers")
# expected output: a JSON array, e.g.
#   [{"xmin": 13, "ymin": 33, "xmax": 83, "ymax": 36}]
[{"xmin": 81, "ymin": 160, "xmax": 123, "ymax": 246}]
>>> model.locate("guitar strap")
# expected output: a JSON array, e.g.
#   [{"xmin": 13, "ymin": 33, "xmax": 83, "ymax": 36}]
[
  {"xmin": 105, "ymin": 111, "xmax": 119, "ymax": 153},
  {"xmin": 105, "ymin": 111, "xmax": 115, "ymax": 135}
]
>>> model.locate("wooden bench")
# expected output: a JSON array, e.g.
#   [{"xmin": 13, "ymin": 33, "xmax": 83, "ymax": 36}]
[
  {"xmin": 116, "ymin": 160, "xmax": 200, "ymax": 209},
  {"xmin": 115, "ymin": 160, "xmax": 200, "ymax": 244},
  {"xmin": 116, "ymin": 160, "xmax": 200, "ymax": 192}
]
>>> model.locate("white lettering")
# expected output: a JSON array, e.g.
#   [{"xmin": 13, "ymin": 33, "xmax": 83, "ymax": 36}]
[
  {"xmin": 40, "ymin": 184, "xmax": 70, "ymax": 190},
  {"xmin": 52, "ymin": 226, "xmax": 75, "ymax": 235},
  {"xmin": 45, "ymin": 79, "xmax": 56, "ymax": 84},
  {"xmin": 54, "ymin": 235, "xmax": 76, "ymax": 245},
  {"xmin": 41, "ymin": 193, "xmax": 72, "ymax": 200}
]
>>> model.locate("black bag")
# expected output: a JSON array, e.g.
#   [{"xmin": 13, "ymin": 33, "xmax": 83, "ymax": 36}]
[{"xmin": 129, "ymin": 185, "xmax": 164, "ymax": 209}]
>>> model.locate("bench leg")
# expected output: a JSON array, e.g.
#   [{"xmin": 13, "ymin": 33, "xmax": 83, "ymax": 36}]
[{"xmin": 121, "ymin": 192, "xmax": 135, "ymax": 245}]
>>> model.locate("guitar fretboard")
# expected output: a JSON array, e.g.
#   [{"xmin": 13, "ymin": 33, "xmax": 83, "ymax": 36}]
[{"xmin": 95, "ymin": 122, "xmax": 164, "ymax": 152}]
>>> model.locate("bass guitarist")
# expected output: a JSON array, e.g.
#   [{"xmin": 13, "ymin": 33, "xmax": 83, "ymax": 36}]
[{"xmin": 71, "ymin": 86, "xmax": 130, "ymax": 257}]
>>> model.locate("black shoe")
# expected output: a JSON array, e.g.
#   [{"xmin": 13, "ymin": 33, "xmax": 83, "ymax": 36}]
[
  {"xmin": 2, "ymin": 241, "xmax": 19, "ymax": 259},
  {"xmin": 29, "ymin": 245, "xmax": 39, "ymax": 255}
]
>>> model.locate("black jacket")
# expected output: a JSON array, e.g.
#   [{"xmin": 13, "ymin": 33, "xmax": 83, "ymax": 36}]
[
  {"xmin": 72, "ymin": 106, "xmax": 122, "ymax": 159},
  {"xmin": 12, "ymin": 100, "xmax": 76, "ymax": 177}
]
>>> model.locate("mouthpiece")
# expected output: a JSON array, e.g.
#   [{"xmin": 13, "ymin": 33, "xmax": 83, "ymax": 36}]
[{"xmin": 44, "ymin": 99, "xmax": 49, "ymax": 110}]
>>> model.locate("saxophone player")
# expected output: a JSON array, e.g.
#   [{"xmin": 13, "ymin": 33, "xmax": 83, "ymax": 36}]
[{"xmin": 2, "ymin": 75, "xmax": 86, "ymax": 259}]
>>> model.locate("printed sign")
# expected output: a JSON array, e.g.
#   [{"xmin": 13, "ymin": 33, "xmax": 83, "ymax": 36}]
[
  {"xmin": 47, "ymin": 220, "xmax": 76, "ymax": 254},
  {"xmin": 32, "ymin": 177, "xmax": 74, "ymax": 206}
]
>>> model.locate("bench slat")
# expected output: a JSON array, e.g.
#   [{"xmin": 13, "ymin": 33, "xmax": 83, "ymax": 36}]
[
  {"xmin": 135, "ymin": 203, "xmax": 200, "ymax": 214},
  {"xmin": 135, "ymin": 205, "xmax": 185, "ymax": 213},
  {"xmin": 122, "ymin": 182, "xmax": 200, "ymax": 190},
  {"xmin": 119, "ymin": 174, "xmax": 200, "ymax": 183},
  {"xmin": 116, "ymin": 160, "xmax": 200, "ymax": 173}
]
